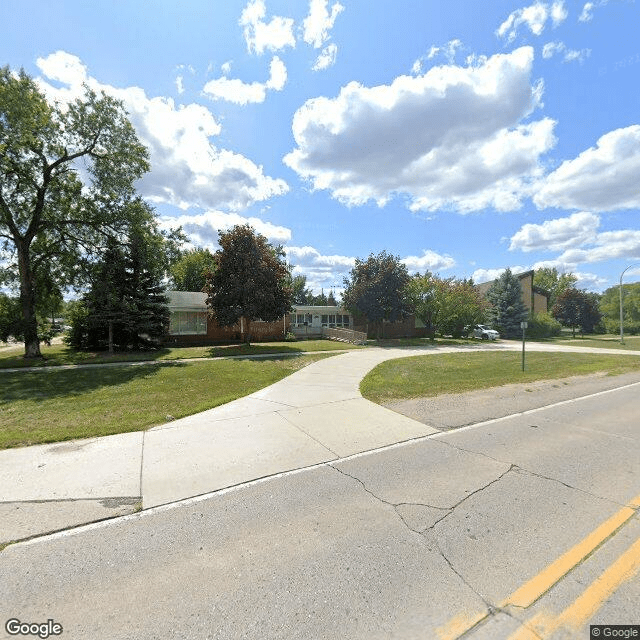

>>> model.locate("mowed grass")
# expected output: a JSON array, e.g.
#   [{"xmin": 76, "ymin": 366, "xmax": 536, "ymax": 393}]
[
  {"xmin": 540, "ymin": 334, "xmax": 640, "ymax": 351},
  {"xmin": 0, "ymin": 338, "xmax": 361, "ymax": 369},
  {"xmin": 0, "ymin": 353, "xmax": 334, "ymax": 449},
  {"xmin": 360, "ymin": 351, "xmax": 640, "ymax": 403}
]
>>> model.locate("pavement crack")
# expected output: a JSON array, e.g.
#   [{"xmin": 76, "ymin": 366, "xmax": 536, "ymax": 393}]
[
  {"xmin": 426, "ymin": 464, "xmax": 516, "ymax": 531},
  {"xmin": 431, "ymin": 534, "xmax": 497, "ymax": 620},
  {"xmin": 434, "ymin": 438, "xmax": 628, "ymax": 510},
  {"xmin": 328, "ymin": 463, "xmax": 398, "ymax": 510}
]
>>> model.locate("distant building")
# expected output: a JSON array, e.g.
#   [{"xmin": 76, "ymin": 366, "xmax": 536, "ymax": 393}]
[{"xmin": 476, "ymin": 270, "xmax": 548, "ymax": 315}]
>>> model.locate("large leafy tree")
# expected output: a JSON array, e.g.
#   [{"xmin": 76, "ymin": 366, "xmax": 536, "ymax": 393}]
[
  {"xmin": 170, "ymin": 248, "xmax": 217, "ymax": 292},
  {"xmin": 406, "ymin": 273, "xmax": 486, "ymax": 339},
  {"xmin": 533, "ymin": 267, "xmax": 577, "ymax": 309},
  {"xmin": 600, "ymin": 282, "xmax": 640, "ymax": 334},
  {"xmin": 204, "ymin": 225, "xmax": 292, "ymax": 344},
  {"xmin": 342, "ymin": 250, "xmax": 410, "ymax": 338},
  {"xmin": 0, "ymin": 67, "xmax": 149, "ymax": 357},
  {"xmin": 552, "ymin": 288, "xmax": 602, "ymax": 337},
  {"xmin": 486, "ymin": 269, "xmax": 528, "ymax": 338}
]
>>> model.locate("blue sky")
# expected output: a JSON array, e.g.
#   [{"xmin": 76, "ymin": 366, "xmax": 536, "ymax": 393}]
[{"xmin": 2, "ymin": 0, "xmax": 639, "ymax": 295}]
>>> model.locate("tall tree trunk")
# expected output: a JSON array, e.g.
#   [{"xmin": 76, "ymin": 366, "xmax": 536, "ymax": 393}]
[
  {"xmin": 244, "ymin": 317, "xmax": 251, "ymax": 345},
  {"xmin": 17, "ymin": 240, "xmax": 42, "ymax": 358},
  {"xmin": 108, "ymin": 320, "xmax": 114, "ymax": 354}
]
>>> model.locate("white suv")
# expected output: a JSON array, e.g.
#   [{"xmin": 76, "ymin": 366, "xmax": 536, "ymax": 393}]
[{"xmin": 470, "ymin": 324, "xmax": 500, "ymax": 340}]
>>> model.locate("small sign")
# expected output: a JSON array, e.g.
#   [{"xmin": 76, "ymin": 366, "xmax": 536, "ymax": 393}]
[{"xmin": 521, "ymin": 321, "xmax": 528, "ymax": 329}]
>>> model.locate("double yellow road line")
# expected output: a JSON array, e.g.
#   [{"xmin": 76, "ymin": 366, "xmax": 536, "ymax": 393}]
[{"xmin": 437, "ymin": 492, "xmax": 640, "ymax": 639}]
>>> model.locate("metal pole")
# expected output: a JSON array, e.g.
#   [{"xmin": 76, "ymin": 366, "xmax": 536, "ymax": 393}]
[
  {"xmin": 620, "ymin": 272, "xmax": 624, "ymax": 344},
  {"xmin": 522, "ymin": 325, "xmax": 525, "ymax": 372}
]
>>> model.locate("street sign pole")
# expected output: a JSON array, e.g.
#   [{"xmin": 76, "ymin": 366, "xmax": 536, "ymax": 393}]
[{"xmin": 521, "ymin": 321, "xmax": 528, "ymax": 372}]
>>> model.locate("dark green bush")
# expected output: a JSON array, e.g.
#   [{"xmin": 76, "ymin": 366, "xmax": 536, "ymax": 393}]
[{"xmin": 526, "ymin": 312, "xmax": 562, "ymax": 338}]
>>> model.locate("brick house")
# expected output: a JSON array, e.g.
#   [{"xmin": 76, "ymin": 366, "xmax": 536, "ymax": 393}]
[{"xmin": 165, "ymin": 291, "xmax": 289, "ymax": 346}]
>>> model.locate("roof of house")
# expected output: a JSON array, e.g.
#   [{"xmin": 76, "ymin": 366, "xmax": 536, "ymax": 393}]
[
  {"xmin": 167, "ymin": 291, "xmax": 207, "ymax": 311},
  {"xmin": 476, "ymin": 271, "xmax": 548, "ymax": 300}
]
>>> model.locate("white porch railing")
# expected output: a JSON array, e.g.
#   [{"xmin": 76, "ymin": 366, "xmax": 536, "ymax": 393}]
[{"xmin": 321, "ymin": 326, "xmax": 367, "ymax": 345}]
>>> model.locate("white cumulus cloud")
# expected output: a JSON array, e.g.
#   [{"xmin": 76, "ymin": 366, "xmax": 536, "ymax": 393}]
[
  {"xmin": 534, "ymin": 125, "xmax": 640, "ymax": 211},
  {"xmin": 402, "ymin": 250, "xmax": 456, "ymax": 273},
  {"xmin": 302, "ymin": 0, "xmax": 344, "ymax": 48},
  {"xmin": 509, "ymin": 212, "xmax": 600, "ymax": 252},
  {"xmin": 312, "ymin": 44, "xmax": 338, "ymax": 71},
  {"xmin": 542, "ymin": 41, "xmax": 591, "ymax": 63},
  {"xmin": 240, "ymin": 0, "xmax": 296, "ymax": 55},
  {"xmin": 35, "ymin": 51, "xmax": 289, "ymax": 212},
  {"xmin": 472, "ymin": 266, "xmax": 529, "ymax": 284},
  {"xmin": 497, "ymin": 1, "xmax": 568, "ymax": 42},
  {"xmin": 579, "ymin": 0, "xmax": 609, "ymax": 22},
  {"xmin": 202, "ymin": 56, "xmax": 287, "ymax": 104},
  {"xmin": 284, "ymin": 47, "xmax": 556, "ymax": 213},
  {"xmin": 160, "ymin": 210, "xmax": 292, "ymax": 250},
  {"xmin": 285, "ymin": 245, "xmax": 356, "ymax": 291}
]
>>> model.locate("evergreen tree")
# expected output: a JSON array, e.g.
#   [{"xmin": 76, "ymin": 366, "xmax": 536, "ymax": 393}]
[
  {"xmin": 486, "ymin": 269, "xmax": 528, "ymax": 338},
  {"xmin": 122, "ymin": 228, "xmax": 170, "ymax": 349},
  {"xmin": 84, "ymin": 238, "xmax": 128, "ymax": 352},
  {"xmin": 68, "ymin": 224, "xmax": 170, "ymax": 352}
]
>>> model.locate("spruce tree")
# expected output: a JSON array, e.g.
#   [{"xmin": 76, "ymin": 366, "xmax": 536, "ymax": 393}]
[{"xmin": 486, "ymin": 269, "xmax": 528, "ymax": 338}]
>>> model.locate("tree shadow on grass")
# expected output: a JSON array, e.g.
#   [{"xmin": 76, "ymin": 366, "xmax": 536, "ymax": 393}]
[
  {"xmin": 0, "ymin": 345, "xmax": 175, "ymax": 369},
  {"xmin": 0, "ymin": 362, "xmax": 185, "ymax": 403},
  {"xmin": 203, "ymin": 343, "xmax": 305, "ymax": 358}
]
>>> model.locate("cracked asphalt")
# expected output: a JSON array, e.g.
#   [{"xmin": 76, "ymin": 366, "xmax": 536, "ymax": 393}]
[{"xmin": 1, "ymin": 378, "xmax": 638, "ymax": 639}]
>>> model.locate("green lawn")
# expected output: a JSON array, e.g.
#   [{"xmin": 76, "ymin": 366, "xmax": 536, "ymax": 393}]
[
  {"xmin": 0, "ymin": 338, "xmax": 361, "ymax": 369},
  {"xmin": 360, "ymin": 351, "xmax": 640, "ymax": 403},
  {"xmin": 0, "ymin": 353, "xmax": 334, "ymax": 449},
  {"xmin": 534, "ymin": 334, "xmax": 640, "ymax": 351}
]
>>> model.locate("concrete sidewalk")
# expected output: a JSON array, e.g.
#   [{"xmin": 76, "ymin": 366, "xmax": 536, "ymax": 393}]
[{"xmin": 1, "ymin": 342, "xmax": 638, "ymax": 544}]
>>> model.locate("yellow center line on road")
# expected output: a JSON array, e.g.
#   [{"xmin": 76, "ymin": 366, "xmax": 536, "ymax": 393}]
[
  {"xmin": 508, "ymin": 534, "xmax": 640, "ymax": 639},
  {"xmin": 436, "ymin": 492, "xmax": 640, "ymax": 639},
  {"xmin": 501, "ymin": 504, "xmax": 637, "ymax": 609}
]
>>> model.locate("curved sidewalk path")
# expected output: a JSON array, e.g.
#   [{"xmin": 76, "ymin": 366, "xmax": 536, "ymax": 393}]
[{"xmin": 1, "ymin": 342, "xmax": 639, "ymax": 544}]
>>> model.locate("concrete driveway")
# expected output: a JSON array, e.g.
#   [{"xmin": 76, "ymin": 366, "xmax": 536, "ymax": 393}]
[{"xmin": 1, "ymin": 342, "xmax": 639, "ymax": 544}]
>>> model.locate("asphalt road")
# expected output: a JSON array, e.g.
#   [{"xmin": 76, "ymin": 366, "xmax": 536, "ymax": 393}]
[{"xmin": 1, "ymin": 381, "xmax": 639, "ymax": 640}]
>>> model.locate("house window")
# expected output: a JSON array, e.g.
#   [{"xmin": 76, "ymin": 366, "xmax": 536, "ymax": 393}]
[
  {"xmin": 169, "ymin": 311, "xmax": 207, "ymax": 335},
  {"xmin": 321, "ymin": 314, "xmax": 328, "ymax": 326}
]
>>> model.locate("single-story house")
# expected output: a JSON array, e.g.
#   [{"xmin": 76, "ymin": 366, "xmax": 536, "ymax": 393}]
[
  {"xmin": 166, "ymin": 294, "xmax": 431, "ymax": 345},
  {"xmin": 166, "ymin": 291, "xmax": 289, "ymax": 346},
  {"xmin": 476, "ymin": 270, "xmax": 549, "ymax": 315},
  {"xmin": 289, "ymin": 305, "xmax": 352, "ymax": 339}
]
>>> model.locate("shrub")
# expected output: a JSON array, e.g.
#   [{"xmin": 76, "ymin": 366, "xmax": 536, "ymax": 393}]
[
  {"xmin": 603, "ymin": 317, "xmax": 640, "ymax": 335},
  {"xmin": 526, "ymin": 312, "xmax": 562, "ymax": 338}
]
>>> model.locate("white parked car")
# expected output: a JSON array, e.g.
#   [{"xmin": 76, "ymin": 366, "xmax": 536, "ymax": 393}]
[{"xmin": 470, "ymin": 324, "xmax": 500, "ymax": 340}]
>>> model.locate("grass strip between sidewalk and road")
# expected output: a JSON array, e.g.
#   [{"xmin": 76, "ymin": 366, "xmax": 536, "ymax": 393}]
[
  {"xmin": 0, "ymin": 339, "xmax": 362, "ymax": 370},
  {"xmin": 0, "ymin": 353, "xmax": 334, "ymax": 450},
  {"xmin": 360, "ymin": 351, "xmax": 640, "ymax": 403}
]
